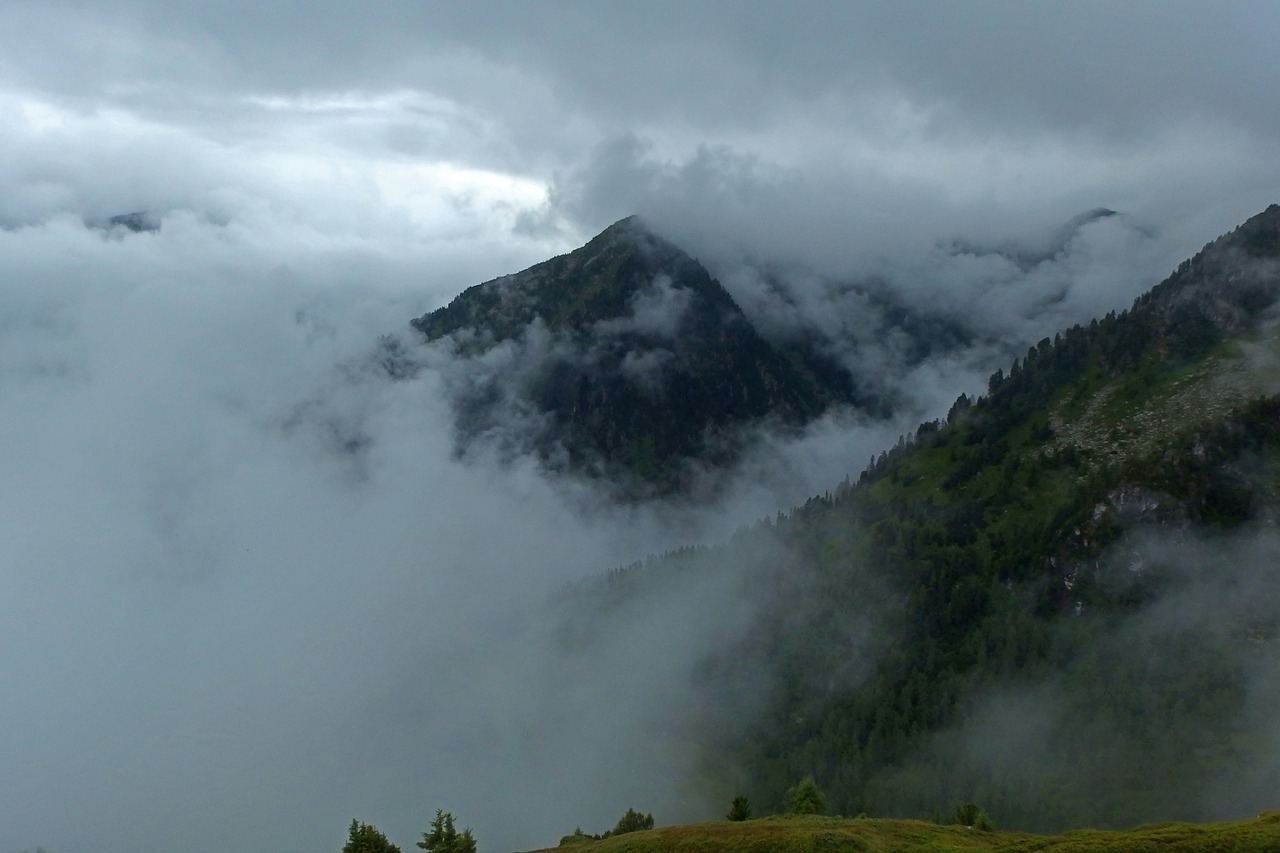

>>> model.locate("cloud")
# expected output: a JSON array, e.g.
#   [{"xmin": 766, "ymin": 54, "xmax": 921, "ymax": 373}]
[
  {"xmin": 0, "ymin": 216, "xmax": 747, "ymax": 851},
  {"xmin": 6, "ymin": 4, "xmax": 1279, "ymax": 234},
  {"xmin": 867, "ymin": 522, "xmax": 1280, "ymax": 829}
]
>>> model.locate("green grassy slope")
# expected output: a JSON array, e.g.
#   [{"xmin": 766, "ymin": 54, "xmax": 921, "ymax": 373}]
[{"xmin": 527, "ymin": 813, "xmax": 1280, "ymax": 853}]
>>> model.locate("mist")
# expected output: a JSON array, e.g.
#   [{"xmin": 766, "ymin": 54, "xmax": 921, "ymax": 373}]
[
  {"xmin": 0, "ymin": 214, "xmax": 782, "ymax": 853},
  {"xmin": 0, "ymin": 210, "xmax": 905, "ymax": 853},
  {"xmin": 857, "ymin": 523, "xmax": 1280, "ymax": 829}
]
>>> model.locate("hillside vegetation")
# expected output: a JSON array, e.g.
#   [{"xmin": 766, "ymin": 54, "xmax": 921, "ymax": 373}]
[
  {"xmin": 565, "ymin": 205, "xmax": 1280, "ymax": 829},
  {"xmin": 526, "ymin": 813, "xmax": 1280, "ymax": 853}
]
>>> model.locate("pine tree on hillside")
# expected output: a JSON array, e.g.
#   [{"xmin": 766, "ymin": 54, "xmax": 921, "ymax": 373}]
[
  {"xmin": 727, "ymin": 795, "xmax": 753, "ymax": 821},
  {"xmin": 787, "ymin": 777, "xmax": 826, "ymax": 815},
  {"xmin": 608, "ymin": 808, "xmax": 655, "ymax": 835},
  {"xmin": 343, "ymin": 819, "xmax": 400, "ymax": 853},
  {"xmin": 418, "ymin": 810, "xmax": 476, "ymax": 853},
  {"xmin": 950, "ymin": 802, "xmax": 995, "ymax": 831}
]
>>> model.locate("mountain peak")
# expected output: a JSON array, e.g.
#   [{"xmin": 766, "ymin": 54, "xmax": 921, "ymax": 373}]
[
  {"xmin": 1228, "ymin": 201, "xmax": 1280, "ymax": 256},
  {"xmin": 408, "ymin": 219, "xmax": 860, "ymax": 495},
  {"xmin": 412, "ymin": 215, "xmax": 729, "ymax": 344},
  {"xmin": 595, "ymin": 213, "xmax": 644, "ymax": 235}
]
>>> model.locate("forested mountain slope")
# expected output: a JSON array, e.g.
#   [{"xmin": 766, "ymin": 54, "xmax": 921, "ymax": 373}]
[{"xmin": 570, "ymin": 205, "xmax": 1280, "ymax": 829}]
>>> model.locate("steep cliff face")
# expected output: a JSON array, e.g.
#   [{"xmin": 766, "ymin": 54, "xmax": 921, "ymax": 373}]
[{"xmin": 412, "ymin": 216, "xmax": 866, "ymax": 494}]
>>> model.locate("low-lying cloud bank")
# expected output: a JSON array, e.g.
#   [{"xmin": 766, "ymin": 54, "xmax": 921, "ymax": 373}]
[
  {"xmin": 0, "ymin": 216, "xmax": 734, "ymax": 853},
  {"xmin": 0, "ymin": 202, "xmax": 939, "ymax": 853}
]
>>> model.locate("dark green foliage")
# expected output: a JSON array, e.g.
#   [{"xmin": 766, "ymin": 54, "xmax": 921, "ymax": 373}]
[
  {"xmin": 418, "ymin": 810, "xmax": 476, "ymax": 853},
  {"xmin": 609, "ymin": 808, "xmax": 655, "ymax": 836},
  {"xmin": 558, "ymin": 827, "xmax": 596, "ymax": 846},
  {"xmin": 727, "ymin": 795, "xmax": 753, "ymax": 821},
  {"xmin": 950, "ymin": 802, "xmax": 995, "ymax": 831},
  {"xmin": 344, "ymin": 819, "xmax": 400, "ymax": 853},
  {"xmin": 787, "ymin": 777, "xmax": 827, "ymax": 815}
]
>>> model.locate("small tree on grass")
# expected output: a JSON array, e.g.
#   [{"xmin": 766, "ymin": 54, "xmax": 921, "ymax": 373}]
[
  {"xmin": 949, "ymin": 802, "xmax": 995, "ymax": 831},
  {"xmin": 418, "ymin": 810, "xmax": 477, "ymax": 853},
  {"xmin": 787, "ymin": 776, "xmax": 826, "ymax": 816},
  {"xmin": 726, "ymin": 795, "xmax": 753, "ymax": 821},
  {"xmin": 558, "ymin": 827, "xmax": 598, "ymax": 846},
  {"xmin": 344, "ymin": 819, "xmax": 401, "ymax": 853},
  {"xmin": 608, "ymin": 807, "xmax": 655, "ymax": 836}
]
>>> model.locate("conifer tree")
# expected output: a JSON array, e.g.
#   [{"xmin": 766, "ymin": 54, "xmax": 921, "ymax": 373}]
[
  {"xmin": 950, "ymin": 802, "xmax": 995, "ymax": 831},
  {"xmin": 787, "ymin": 776, "xmax": 826, "ymax": 815},
  {"xmin": 343, "ymin": 819, "xmax": 400, "ymax": 853},
  {"xmin": 609, "ymin": 807, "xmax": 654, "ymax": 835},
  {"xmin": 418, "ymin": 810, "xmax": 476, "ymax": 853}
]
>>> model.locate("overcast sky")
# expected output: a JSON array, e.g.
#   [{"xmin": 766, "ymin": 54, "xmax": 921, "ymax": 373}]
[
  {"xmin": 5, "ymin": 2, "xmax": 1280, "ymax": 264},
  {"xmin": 3, "ymin": 4, "xmax": 1280, "ymax": 853}
]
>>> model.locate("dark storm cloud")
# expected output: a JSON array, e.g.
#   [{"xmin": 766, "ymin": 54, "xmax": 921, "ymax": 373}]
[
  {"xmin": 7, "ymin": 3, "xmax": 1280, "ymax": 186},
  {"xmin": 17, "ymin": 2, "xmax": 1277, "ymax": 134},
  {"xmin": 4, "ymin": 2, "xmax": 1279, "ymax": 285}
]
